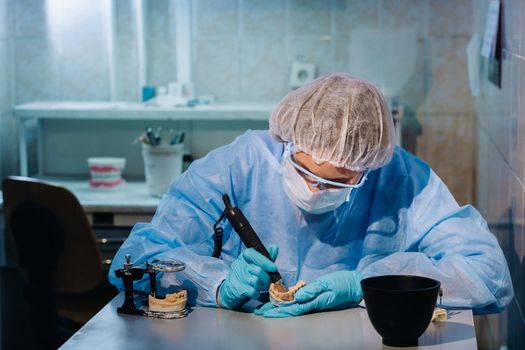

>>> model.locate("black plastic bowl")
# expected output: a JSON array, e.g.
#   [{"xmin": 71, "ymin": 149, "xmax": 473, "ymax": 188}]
[{"xmin": 361, "ymin": 275, "xmax": 441, "ymax": 347}]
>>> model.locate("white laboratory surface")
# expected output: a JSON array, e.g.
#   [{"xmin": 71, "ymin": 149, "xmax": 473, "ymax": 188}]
[
  {"xmin": 40, "ymin": 179, "xmax": 159, "ymax": 226},
  {"xmin": 14, "ymin": 101, "xmax": 274, "ymax": 120},
  {"xmin": 60, "ymin": 293, "xmax": 477, "ymax": 350},
  {"xmin": 1, "ymin": 179, "xmax": 159, "ymax": 223}
]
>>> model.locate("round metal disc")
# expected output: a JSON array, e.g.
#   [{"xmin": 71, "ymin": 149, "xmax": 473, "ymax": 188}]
[{"xmin": 149, "ymin": 260, "xmax": 186, "ymax": 272}]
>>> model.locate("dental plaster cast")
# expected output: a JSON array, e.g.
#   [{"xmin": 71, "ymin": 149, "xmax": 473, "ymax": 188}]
[
  {"xmin": 269, "ymin": 280, "xmax": 306, "ymax": 305},
  {"xmin": 148, "ymin": 290, "xmax": 187, "ymax": 312}
]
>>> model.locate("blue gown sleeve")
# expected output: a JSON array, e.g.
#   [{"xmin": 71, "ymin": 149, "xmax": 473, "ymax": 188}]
[
  {"xmin": 108, "ymin": 137, "xmax": 246, "ymax": 307},
  {"xmin": 358, "ymin": 170, "xmax": 514, "ymax": 312}
]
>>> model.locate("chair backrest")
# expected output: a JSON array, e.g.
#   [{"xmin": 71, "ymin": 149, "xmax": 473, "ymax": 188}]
[{"xmin": 2, "ymin": 176, "xmax": 103, "ymax": 293}]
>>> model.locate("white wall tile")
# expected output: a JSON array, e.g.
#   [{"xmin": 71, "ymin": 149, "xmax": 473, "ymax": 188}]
[
  {"xmin": 147, "ymin": 38, "xmax": 177, "ymax": 88},
  {"xmin": 333, "ymin": 0, "xmax": 379, "ymax": 35},
  {"xmin": 57, "ymin": 0, "xmax": 109, "ymax": 100},
  {"xmin": 429, "ymin": 0, "xmax": 473, "ymax": 37},
  {"xmin": 380, "ymin": 30, "xmax": 421, "ymax": 99},
  {"xmin": 0, "ymin": 40, "xmax": 11, "ymax": 114},
  {"xmin": 241, "ymin": 0, "xmax": 285, "ymax": 37},
  {"xmin": 287, "ymin": 0, "xmax": 331, "ymax": 36},
  {"xmin": 15, "ymin": 38, "xmax": 61, "ymax": 103},
  {"xmin": 57, "ymin": 0, "xmax": 105, "ymax": 40},
  {"xmin": 115, "ymin": 35, "xmax": 139, "ymax": 101},
  {"xmin": 147, "ymin": 0, "xmax": 176, "ymax": 39},
  {"xmin": 14, "ymin": 0, "xmax": 47, "ymax": 37},
  {"xmin": 193, "ymin": 38, "xmax": 240, "ymax": 102},
  {"xmin": 146, "ymin": 0, "xmax": 178, "ymax": 87},
  {"xmin": 194, "ymin": 0, "xmax": 239, "ymax": 37},
  {"xmin": 381, "ymin": 0, "xmax": 427, "ymax": 36},
  {"xmin": 0, "ymin": 0, "xmax": 9, "ymax": 40},
  {"xmin": 116, "ymin": 0, "xmax": 136, "ymax": 38},
  {"xmin": 333, "ymin": 35, "xmax": 351, "ymax": 73},
  {"xmin": 348, "ymin": 29, "xmax": 384, "ymax": 87},
  {"xmin": 60, "ymin": 36, "xmax": 110, "ymax": 101},
  {"xmin": 115, "ymin": 0, "xmax": 138, "ymax": 101},
  {"xmin": 240, "ymin": 36, "xmax": 288, "ymax": 102}
]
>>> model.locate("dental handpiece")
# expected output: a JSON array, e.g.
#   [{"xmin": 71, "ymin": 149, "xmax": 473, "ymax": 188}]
[{"xmin": 222, "ymin": 194, "xmax": 284, "ymax": 285}]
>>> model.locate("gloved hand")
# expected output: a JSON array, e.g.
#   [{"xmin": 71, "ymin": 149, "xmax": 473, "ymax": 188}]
[
  {"xmin": 254, "ymin": 270, "xmax": 362, "ymax": 318},
  {"xmin": 218, "ymin": 245, "xmax": 279, "ymax": 309}
]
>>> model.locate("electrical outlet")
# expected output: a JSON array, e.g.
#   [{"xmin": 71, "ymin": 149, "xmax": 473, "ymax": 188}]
[{"xmin": 289, "ymin": 62, "xmax": 316, "ymax": 89}]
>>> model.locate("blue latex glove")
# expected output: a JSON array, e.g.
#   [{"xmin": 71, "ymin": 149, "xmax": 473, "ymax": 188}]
[
  {"xmin": 254, "ymin": 270, "xmax": 362, "ymax": 318},
  {"xmin": 218, "ymin": 245, "xmax": 279, "ymax": 309}
]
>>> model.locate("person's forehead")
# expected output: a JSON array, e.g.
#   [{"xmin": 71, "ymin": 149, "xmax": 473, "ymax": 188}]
[{"xmin": 293, "ymin": 152, "xmax": 358, "ymax": 178}]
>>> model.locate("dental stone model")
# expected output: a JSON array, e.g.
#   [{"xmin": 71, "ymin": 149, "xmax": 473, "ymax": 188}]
[
  {"xmin": 431, "ymin": 307, "xmax": 447, "ymax": 322},
  {"xmin": 269, "ymin": 280, "xmax": 306, "ymax": 306},
  {"xmin": 148, "ymin": 290, "xmax": 188, "ymax": 313}
]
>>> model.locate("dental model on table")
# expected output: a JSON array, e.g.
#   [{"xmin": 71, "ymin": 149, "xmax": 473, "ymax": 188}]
[
  {"xmin": 114, "ymin": 255, "xmax": 188, "ymax": 319},
  {"xmin": 149, "ymin": 290, "xmax": 187, "ymax": 313},
  {"xmin": 269, "ymin": 280, "xmax": 306, "ymax": 306}
]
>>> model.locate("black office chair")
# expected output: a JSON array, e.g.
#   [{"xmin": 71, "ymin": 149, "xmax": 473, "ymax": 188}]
[{"xmin": 2, "ymin": 176, "xmax": 106, "ymax": 349}]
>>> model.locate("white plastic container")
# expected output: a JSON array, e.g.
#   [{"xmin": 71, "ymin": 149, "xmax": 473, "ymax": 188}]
[
  {"xmin": 142, "ymin": 144, "xmax": 183, "ymax": 197},
  {"xmin": 87, "ymin": 157, "xmax": 126, "ymax": 189}
]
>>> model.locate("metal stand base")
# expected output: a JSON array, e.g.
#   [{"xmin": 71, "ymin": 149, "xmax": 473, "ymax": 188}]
[{"xmin": 143, "ymin": 307, "xmax": 188, "ymax": 319}]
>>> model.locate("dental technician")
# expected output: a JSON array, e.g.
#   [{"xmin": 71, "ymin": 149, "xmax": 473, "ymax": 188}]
[{"xmin": 110, "ymin": 73, "xmax": 513, "ymax": 317}]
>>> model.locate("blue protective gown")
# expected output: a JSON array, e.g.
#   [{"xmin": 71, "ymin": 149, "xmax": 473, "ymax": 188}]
[{"xmin": 109, "ymin": 130, "xmax": 513, "ymax": 311}]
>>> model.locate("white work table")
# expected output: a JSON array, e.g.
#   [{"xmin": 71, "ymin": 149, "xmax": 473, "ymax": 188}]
[
  {"xmin": 43, "ymin": 179, "xmax": 160, "ymax": 213},
  {"xmin": 38, "ymin": 179, "xmax": 160, "ymax": 226},
  {"xmin": 60, "ymin": 293, "xmax": 476, "ymax": 350},
  {"xmin": 1, "ymin": 179, "xmax": 160, "ymax": 225},
  {"xmin": 14, "ymin": 101, "xmax": 274, "ymax": 121}
]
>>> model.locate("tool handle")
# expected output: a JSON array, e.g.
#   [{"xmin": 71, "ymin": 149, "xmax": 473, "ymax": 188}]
[{"xmin": 223, "ymin": 195, "xmax": 282, "ymax": 283}]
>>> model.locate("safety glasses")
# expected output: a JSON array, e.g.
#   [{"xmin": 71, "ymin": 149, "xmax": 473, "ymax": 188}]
[{"xmin": 284, "ymin": 143, "xmax": 370, "ymax": 190}]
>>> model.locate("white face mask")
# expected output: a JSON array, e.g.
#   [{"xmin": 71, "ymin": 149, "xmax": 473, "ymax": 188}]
[{"xmin": 281, "ymin": 159, "xmax": 352, "ymax": 214}]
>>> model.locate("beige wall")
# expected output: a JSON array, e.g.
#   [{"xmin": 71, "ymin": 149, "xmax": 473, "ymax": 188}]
[{"xmin": 415, "ymin": 0, "xmax": 475, "ymax": 205}]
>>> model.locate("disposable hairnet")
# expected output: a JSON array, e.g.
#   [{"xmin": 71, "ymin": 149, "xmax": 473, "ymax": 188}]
[{"xmin": 269, "ymin": 73, "xmax": 395, "ymax": 171}]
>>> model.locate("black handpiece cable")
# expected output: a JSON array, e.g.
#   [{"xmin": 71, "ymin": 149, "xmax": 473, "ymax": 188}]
[{"xmin": 212, "ymin": 209, "xmax": 226, "ymax": 258}]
